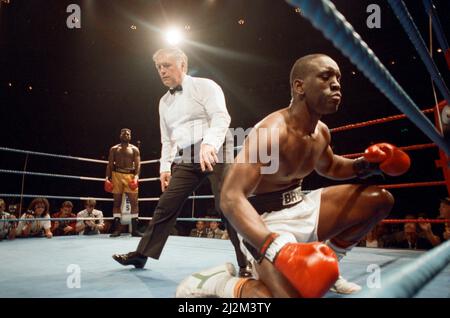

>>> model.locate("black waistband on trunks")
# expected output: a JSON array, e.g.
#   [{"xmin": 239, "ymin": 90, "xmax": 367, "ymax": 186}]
[
  {"xmin": 114, "ymin": 167, "xmax": 135, "ymax": 174},
  {"xmin": 248, "ymin": 183, "xmax": 304, "ymax": 215}
]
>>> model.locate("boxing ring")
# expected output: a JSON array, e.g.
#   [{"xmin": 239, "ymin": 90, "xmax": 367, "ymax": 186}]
[
  {"xmin": 1, "ymin": 0, "xmax": 450, "ymax": 298},
  {"xmin": 0, "ymin": 235, "xmax": 449, "ymax": 298}
]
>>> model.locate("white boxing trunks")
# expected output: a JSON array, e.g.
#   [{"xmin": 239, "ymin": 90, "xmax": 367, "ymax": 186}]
[{"xmin": 238, "ymin": 185, "xmax": 323, "ymax": 278}]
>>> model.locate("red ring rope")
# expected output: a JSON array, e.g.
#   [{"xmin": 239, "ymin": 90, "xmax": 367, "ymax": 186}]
[{"xmin": 381, "ymin": 219, "xmax": 449, "ymax": 224}]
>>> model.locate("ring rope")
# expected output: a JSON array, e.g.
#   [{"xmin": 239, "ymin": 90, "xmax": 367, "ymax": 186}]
[
  {"xmin": 0, "ymin": 181, "xmax": 444, "ymax": 205},
  {"xmin": 381, "ymin": 218, "xmax": 449, "ymax": 224},
  {"xmin": 0, "ymin": 147, "xmax": 239, "ymax": 166},
  {"xmin": 0, "ymin": 169, "xmax": 157, "ymax": 183},
  {"xmin": 141, "ymin": 159, "xmax": 160, "ymax": 164},
  {"xmin": 1, "ymin": 103, "xmax": 442, "ymax": 173},
  {"xmin": 138, "ymin": 195, "xmax": 216, "ymax": 202},
  {"xmin": 330, "ymin": 103, "xmax": 443, "ymax": 133},
  {"xmin": 0, "ymin": 217, "xmax": 223, "ymax": 223},
  {"xmin": 422, "ymin": 0, "xmax": 450, "ymax": 64},
  {"xmin": 129, "ymin": 217, "xmax": 223, "ymax": 222},
  {"xmin": 1, "ymin": 144, "xmax": 437, "ymax": 182},
  {"xmin": 0, "ymin": 194, "xmax": 113, "ymax": 201},
  {"xmin": 139, "ymin": 177, "xmax": 160, "ymax": 182},
  {"xmin": 2, "ymin": 143, "xmax": 436, "ymax": 182},
  {"xmin": 0, "ymin": 102, "xmax": 445, "ymax": 169},
  {"xmin": 0, "ymin": 193, "xmax": 216, "ymax": 201},
  {"xmin": 388, "ymin": 0, "xmax": 450, "ymax": 105},
  {"xmin": 285, "ymin": 0, "xmax": 450, "ymax": 156},
  {"xmin": 342, "ymin": 143, "xmax": 436, "ymax": 159},
  {"xmin": 1, "ymin": 217, "xmax": 447, "ymax": 224},
  {"xmin": 380, "ymin": 181, "xmax": 446, "ymax": 189},
  {"xmin": 354, "ymin": 240, "xmax": 450, "ymax": 298},
  {"xmin": 0, "ymin": 217, "xmax": 115, "ymax": 222},
  {"xmin": 0, "ymin": 147, "xmax": 108, "ymax": 164},
  {"xmin": 0, "ymin": 169, "xmax": 105, "ymax": 182},
  {"xmin": 0, "ymin": 146, "xmax": 161, "ymax": 166}
]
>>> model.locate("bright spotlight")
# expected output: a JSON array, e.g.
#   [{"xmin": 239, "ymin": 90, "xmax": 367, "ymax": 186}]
[{"xmin": 165, "ymin": 28, "xmax": 183, "ymax": 45}]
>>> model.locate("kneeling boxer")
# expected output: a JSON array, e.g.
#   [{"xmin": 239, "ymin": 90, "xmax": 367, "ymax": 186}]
[{"xmin": 175, "ymin": 54, "xmax": 410, "ymax": 298}]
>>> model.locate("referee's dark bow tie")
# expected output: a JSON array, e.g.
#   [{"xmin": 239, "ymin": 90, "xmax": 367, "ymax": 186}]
[{"xmin": 169, "ymin": 85, "xmax": 183, "ymax": 95}]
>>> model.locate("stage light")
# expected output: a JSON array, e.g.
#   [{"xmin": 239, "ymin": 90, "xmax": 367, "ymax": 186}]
[{"xmin": 165, "ymin": 28, "xmax": 183, "ymax": 45}]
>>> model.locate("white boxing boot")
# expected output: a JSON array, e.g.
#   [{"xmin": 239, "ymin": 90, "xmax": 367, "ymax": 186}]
[{"xmin": 176, "ymin": 263, "xmax": 240, "ymax": 298}]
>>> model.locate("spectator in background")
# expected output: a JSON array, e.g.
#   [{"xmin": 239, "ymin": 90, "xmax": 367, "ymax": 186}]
[
  {"xmin": 16, "ymin": 198, "xmax": 53, "ymax": 238},
  {"xmin": 435, "ymin": 197, "xmax": 450, "ymax": 242},
  {"xmin": 0, "ymin": 198, "xmax": 16, "ymax": 241},
  {"xmin": 76, "ymin": 199, "xmax": 105, "ymax": 235},
  {"xmin": 8, "ymin": 203, "xmax": 24, "ymax": 218},
  {"xmin": 360, "ymin": 223, "xmax": 386, "ymax": 248},
  {"xmin": 441, "ymin": 105, "xmax": 450, "ymax": 139},
  {"xmin": 189, "ymin": 220, "xmax": 207, "ymax": 238},
  {"xmin": 383, "ymin": 214, "xmax": 436, "ymax": 250},
  {"xmin": 416, "ymin": 213, "xmax": 440, "ymax": 247},
  {"xmin": 204, "ymin": 214, "xmax": 215, "ymax": 237},
  {"xmin": 221, "ymin": 229, "xmax": 229, "ymax": 240},
  {"xmin": 207, "ymin": 218, "xmax": 226, "ymax": 239},
  {"xmin": 51, "ymin": 201, "xmax": 77, "ymax": 236}
]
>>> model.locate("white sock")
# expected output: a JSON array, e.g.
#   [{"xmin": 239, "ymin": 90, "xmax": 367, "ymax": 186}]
[
  {"xmin": 220, "ymin": 277, "xmax": 249, "ymax": 298},
  {"xmin": 325, "ymin": 240, "xmax": 357, "ymax": 261},
  {"xmin": 326, "ymin": 240, "xmax": 361, "ymax": 294}
]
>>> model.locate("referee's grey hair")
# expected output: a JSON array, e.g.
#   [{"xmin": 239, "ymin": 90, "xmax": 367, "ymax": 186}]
[{"xmin": 153, "ymin": 47, "xmax": 188, "ymax": 71}]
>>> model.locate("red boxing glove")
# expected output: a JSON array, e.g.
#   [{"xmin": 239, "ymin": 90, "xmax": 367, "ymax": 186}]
[
  {"xmin": 262, "ymin": 233, "xmax": 339, "ymax": 298},
  {"xmin": 104, "ymin": 179, "xmax": 114, "ymax": 193},
  {"xmin": 128, "ymin": 179, "xmax": 138, "ymax": 191},
  {"xmin": 364, "ymin": 143, "xmax": 411, "ymax": 176}
]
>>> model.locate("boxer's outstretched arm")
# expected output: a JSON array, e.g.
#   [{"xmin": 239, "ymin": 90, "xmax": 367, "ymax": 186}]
[
  {"xmin": 317, "ymin": 141, "xmax": 411, "ymax": 179},
  {"xmin": 220, "ymin": 128, "xmax": 275, "ymax": 250},
  {"xmin": 220, "ymin": 162, "xmax": 272, "ymax": 249},
  {"xmin": 315, "ymin": 145, "xmax": 356, "ymax": 180}
]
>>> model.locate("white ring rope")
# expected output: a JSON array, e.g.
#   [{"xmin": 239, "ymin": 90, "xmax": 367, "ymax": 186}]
[
  {"xmin": 0, "ymin": 217, "xmax": 223, "ymax": 223},
  {"xmin": 0, "ymin": 145, "xmax": 245, "ymax": 166},
  {"xmin": 0, "ymin": 146, "xmax": 157, "ymax": 165},
  {"xmin": 0, "ymin": 217, "xmax": 115, "ymax": 222},
  {"xmin": 0, "ymin": 169, "xmax": 105, "ymax": 182},
  {"xmin": 1, "ymin": 145, "xmax": 313, "ymax": 217},
  {"xmin": 0, "ymin": 193, "xmax": 216, "ymax": 202},
  {"xmin": 0, "ymin": 169, "xmax": 158, "ymax": 183},
  {"xmin": 0, "ymin": 146, "xmax": 108, "ymax": 164},
  {"xmin": 0, "ymin": 194, "xmax": 114, "ymax": 201}
]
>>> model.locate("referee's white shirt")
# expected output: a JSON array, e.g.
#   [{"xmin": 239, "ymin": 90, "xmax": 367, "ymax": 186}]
[{"xmin": 158, "ymin": 75, "xmax": 231, "ymax": 173}]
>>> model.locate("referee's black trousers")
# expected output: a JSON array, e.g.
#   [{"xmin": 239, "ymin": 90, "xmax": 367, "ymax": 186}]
[{"xmin": 136, "ymin": 162, "xmax": 248, "ymax": 268}]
